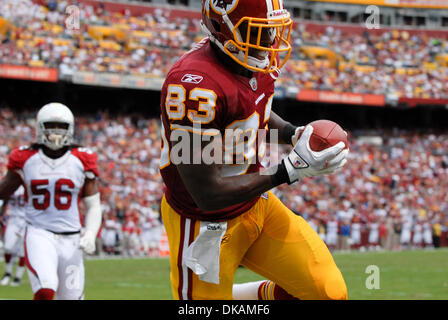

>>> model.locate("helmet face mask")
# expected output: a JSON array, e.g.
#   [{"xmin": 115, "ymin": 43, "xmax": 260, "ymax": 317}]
[
  {"xmin": 202, "ymin": 0, "xmax": 292, "ymax": 73},
  {"xmin": 227, "ymin": 16, "xmax": 292, "ymax": 72},
  {"xmin": 36, "ymin": 103, "xmax": 75, "ymax": 151}
]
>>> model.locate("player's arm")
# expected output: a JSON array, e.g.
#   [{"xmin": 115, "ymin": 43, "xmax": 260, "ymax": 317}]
[
  {"xmin": 0, "ymin": 170, "xmax": 22, "ymax": 200},
  {"xmin": 79, "ymin": 177, "xmax": 102, "ymax": 254},
  {"xmin": 176, "ymin": 125, "xmax": 347, "ymax": 212},
  {"xmin": 268, "ymin": 110, "xmax": 301, "ymax": 145},
  {"xmin": 177, "ymin": 160, "xmax": 282, "ymax": 211}
]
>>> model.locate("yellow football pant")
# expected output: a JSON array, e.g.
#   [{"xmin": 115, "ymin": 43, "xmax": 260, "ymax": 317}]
[{"xmin": 161, "ymin": 191, "xmax": 348, "ymax": 300}]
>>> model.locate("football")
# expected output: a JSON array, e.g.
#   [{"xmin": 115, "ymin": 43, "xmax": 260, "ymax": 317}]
[{"xmin": 302, "ymin": 120, "xmax": 348, "ymax": 152}]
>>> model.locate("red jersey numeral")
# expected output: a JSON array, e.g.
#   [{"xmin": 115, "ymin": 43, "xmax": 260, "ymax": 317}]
[
  {"xmin": 30, "ymin": 178, "xmax": 75, "ymax": 211},
  {"xmin": 54, "ymin": 179, "xmax": 75, "ymax": 210},
  {"xmin": 31, "ymin": 179, "xmax": 50, "ymax": 210}
]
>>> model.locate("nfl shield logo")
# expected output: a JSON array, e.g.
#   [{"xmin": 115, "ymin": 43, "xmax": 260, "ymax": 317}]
[
  {"xmin": 294, "ymin": 159, "xmax": 303, "ymax": 167},
  {"xmin": 291, "ymin": 154, "xmax": 309, "ymax": 169},
  {"xmin": 249, "ymin": 77, "xmax": 257, "ymax": 91}
]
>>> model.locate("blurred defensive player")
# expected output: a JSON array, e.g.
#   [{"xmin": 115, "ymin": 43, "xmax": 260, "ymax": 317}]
[
  {"xmin": 0, "ymin": 186, "xmax": 26, "ymax": 286},
  {"xmin": 0, "ymin": 103, "xmax": 102, "ymax": 300},
  {"xmin": 159, "ymin": 0, "xmax": 349, "ymax": 300}
]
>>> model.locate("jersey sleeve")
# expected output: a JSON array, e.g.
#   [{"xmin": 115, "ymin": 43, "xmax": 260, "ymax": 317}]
[
  {"xmin": 71, "ymin": 148, "xmax": 100, "ymax": 178},
  {"xmin": 7, "ymin": 147, "xmax": 37, "ymax": 171},
  {"xmin": 161, "ymin": 70, "xmax": 231, "ymax": 134}
]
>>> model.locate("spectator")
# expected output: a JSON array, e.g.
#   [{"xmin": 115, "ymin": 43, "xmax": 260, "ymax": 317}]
[
  {"xmin": 339, "ymin": 220, "xmax": 351, "ymax": 252},
  {"xmin": 432, "ymin": 219, "xmax": 442, "ymax": 248},
  {"xmin": 2, "ymin": 0, "xmax": 448, "ymax": 99}
]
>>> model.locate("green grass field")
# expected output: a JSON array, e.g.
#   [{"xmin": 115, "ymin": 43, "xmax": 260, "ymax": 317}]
[{"xmin": 0, "ymin": 249, "xmax": 447, "ymax": 300}]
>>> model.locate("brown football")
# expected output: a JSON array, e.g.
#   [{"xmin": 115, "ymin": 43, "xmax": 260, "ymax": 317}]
[{"xmin": 300, "ymin": 120, "xmax": 348, "ymax": 151}]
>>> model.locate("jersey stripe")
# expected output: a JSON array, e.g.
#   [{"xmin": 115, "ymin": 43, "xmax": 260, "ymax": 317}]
[
  {"xmin": 178, "ymin": 217, "xmax": 196, "ymax": 300},
  {"xmin": 177, "ymin": 216, "xmax": 186, "ymax": 299},
  {"xmin": 24, "ymin": 228, "xmax": 39, "ymax": 281},
  {"xmin": 181, "ymin": 218, "xmax": 191, "ymax": 299},
  {"xmin": 187, "ymin": 220, "xmax": 195, "ymax": 300},
  {"xmin": 265, "ymin": 0, "xmax": 273, "ymax": 13}
]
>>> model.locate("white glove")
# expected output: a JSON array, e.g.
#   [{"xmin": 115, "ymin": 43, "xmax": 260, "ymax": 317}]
[
  {"xmin": 80, "ymin": 230, "xmax": 96, "ymax": 255},
  {"xmin": 291, "ymin": 126, "xmax": 305, "ymax": 146},
  {"xmin": 283, "ymin": 125, "xmax": 348, "ymax": 184}
]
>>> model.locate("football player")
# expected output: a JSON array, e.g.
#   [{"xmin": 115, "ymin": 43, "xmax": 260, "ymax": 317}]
[
  {"xmin": 102, "ymin": 213, "xmax": 120, "ymax": 255},
  {"xmin": 159, "ymin": 0, "xmax": 349, "ymax": 300},
  {"xmin": 0, "ymin": 103, "xmax": 102, "ymax": 300},
  {"xmin": 0, "ymin": 186, "xmax": 26, "ymax": 286}
]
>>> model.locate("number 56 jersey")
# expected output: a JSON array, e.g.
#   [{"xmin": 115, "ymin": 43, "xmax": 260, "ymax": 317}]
[{"xmin": 7, "ymin": 146, "xmax": 99, "ymax": 233}]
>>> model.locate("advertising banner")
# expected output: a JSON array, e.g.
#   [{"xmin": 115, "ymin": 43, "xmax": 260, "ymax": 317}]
[{"xmin": 0, "ymin": 64, "xmax": 58, "ymax": 82}]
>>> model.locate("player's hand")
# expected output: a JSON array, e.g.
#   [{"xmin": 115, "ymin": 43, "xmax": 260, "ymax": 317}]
[
  {"xmin": 79, "ymin": 230, "xmax": 96, "ymax": 255},
  {"xmin": 283, "ymin": 125, "xmax": 348, "ymax": 184}
]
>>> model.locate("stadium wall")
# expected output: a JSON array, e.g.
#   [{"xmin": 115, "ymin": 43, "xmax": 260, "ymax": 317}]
[{"xmin": 33, "ymin": 0, "xmax": 201, "ymax": 19}]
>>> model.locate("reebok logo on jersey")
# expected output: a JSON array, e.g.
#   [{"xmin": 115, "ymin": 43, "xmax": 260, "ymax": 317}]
[{"xmin": 181, "ymin": 74, "xmax": 203, "ymax": 84}]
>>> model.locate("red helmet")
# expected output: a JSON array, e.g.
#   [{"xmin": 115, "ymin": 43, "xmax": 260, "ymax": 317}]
[{"xmin": 201, "ymin": 0, "xmax": 292, "ymax": 73}]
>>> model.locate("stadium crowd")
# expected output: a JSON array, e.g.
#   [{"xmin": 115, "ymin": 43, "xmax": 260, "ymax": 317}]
[
  {"xmin": 285, "ymin": 25, "xmax": 448, "ymax": 99},
  {"xmin": 0, "ymin": 0, "xmax": 199, "ymax": 78},
  {"xmin": 0, "ymin": 107, "xmax": 447, "ymax": 256},
  {"xmin": 1, "ymin": 0, "xmax": 448, "ymax": 99}
]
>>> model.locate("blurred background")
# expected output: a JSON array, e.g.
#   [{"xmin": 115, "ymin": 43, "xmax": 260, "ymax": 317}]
[{"xmin": 0, "ymin": 0, "xmax": 448, "ymax": 258}]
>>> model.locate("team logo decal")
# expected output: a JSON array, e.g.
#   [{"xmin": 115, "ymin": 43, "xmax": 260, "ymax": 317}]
[
  {"xmin": 181, "ymin": 74, "xmax": 203, "ymax": 84},
  {"xmin": 210, "ymin": 0, "xmax": 239, "ymax": 15}
]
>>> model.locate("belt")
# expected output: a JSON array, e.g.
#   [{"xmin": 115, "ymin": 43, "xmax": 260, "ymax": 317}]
[{"xmin": 46, "ymin": 229, "xmax": 81, "ymax": 235}]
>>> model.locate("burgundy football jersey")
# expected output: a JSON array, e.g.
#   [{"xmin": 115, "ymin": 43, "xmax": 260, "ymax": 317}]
[{"xmin": 160, "ymin": 38, "xmax": 276, "ymax": 221}]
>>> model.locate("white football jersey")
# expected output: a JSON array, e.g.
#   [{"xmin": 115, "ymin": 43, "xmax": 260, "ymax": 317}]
[
  {"xmin": 7, "ymin": 185, "xmax": 26, "ymax": 219},
  {"xmin": 104, "ymin": 219, "xmax": 118, "ymax": 230},
  {"xmin": 369, "ymin": 222, "xmax": 379, "ymax": 232},
  {"xmin": 351, "ymin": 222, "xmax": 361, "ymax": 233},
  {"xmin": 7, "ymin": 146, "xmax": 99, "ymax": 233},
  {"xmin": 327, "ymin": 220, "xmax": 339, "ymax": 234},
  {"xmin": 413, "ymin": 223, "xmax": 422, "ymax": 235}
]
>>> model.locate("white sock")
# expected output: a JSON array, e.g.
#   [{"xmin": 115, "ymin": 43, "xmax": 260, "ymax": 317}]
[
  {"xmin": 15, "ymin": 266, "xmax": 25, "ymax": 280},
  {"xmin": 5, "ymin": 262, "xmax": 13, "ymax": 275},
  {"xmin": 232, "ymin": 281, "xmax": 265, "ymax": 300}
]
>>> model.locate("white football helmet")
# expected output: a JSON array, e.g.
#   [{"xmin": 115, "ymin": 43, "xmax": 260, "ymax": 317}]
[{"xmin": 36, "ymin": 103, "xmax": 75, "ymax": 150}]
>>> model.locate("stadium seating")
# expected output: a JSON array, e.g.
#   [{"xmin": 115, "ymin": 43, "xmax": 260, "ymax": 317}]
[{"xmin": 1, "ymin": 0, "xmax": 448, "ymax": 99}]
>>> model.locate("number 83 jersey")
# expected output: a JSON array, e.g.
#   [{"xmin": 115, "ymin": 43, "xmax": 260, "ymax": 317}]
[
  {"xmin": 160, "ymin": 38, "xmax": 276, "ymax": 222},
  {"xmin": 7, "ymin": 146, "xmax": 99, "ymax": 233}
]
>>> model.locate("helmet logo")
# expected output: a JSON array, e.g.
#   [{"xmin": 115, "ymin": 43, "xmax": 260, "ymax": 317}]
[{"xmin": 211, "ymin": 0, "xmax": 239, "ymax": 14}]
